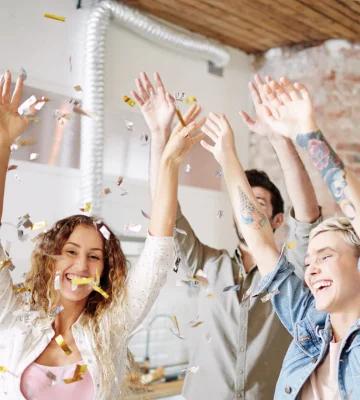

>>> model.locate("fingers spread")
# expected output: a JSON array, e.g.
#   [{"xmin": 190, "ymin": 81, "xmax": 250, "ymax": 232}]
[
  {"xmin": 10, "ymin": 74, "xmax": 25, "ymax": 110},
  {"xmin": 200, "ymin": 139, "xmax": 214, "ymax": 153},
  {"xmin": 2, "ymin": 70, "xmax": 11, "ymax": 104},
  {"xmin": 249, "ymin": 81, "xmax": 262, "ymax": 105},
  {"xmin": 131, "ymin": 90, "xmax": 144, "ymax": 106},
  {"xmin": 239, "ymin": 111, "xmax": 256, "ymax": 128},
  {"xmin": 135, "ymin": 78, "xmax": 148, "ymax": 102},
  {"xmin": 201, "ymin": 124, "xmax": 218, "ymax": 143},
  {"xmin": 140, "ymin": 72, "xmax": 155, "ymax": 96}
]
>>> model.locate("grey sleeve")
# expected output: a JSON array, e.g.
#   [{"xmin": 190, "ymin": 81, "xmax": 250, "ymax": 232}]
[
  {"xmin": 175, "ymin": 203, "xmax": 222, "ymax": 276},
  {"xmin": 284, "ymin": 207, "xmax": 322, "ymax": 279}
]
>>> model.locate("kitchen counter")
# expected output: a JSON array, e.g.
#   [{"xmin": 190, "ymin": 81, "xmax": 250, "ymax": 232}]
[{"xmin": 126, "ymin": 379, "xmax": 184, "ymax": 399}]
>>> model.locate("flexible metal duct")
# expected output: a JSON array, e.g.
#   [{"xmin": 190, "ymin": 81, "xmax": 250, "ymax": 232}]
[{"xmin": 81, "ymin": 0, "xmax": 230, "ymax": 214}]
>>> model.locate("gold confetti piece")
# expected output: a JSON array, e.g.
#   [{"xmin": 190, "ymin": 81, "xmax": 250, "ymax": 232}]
[
  {"xmin": 123, "ymin": 95, "xmax": 136, "ymax": 107},
  {"xmin": 55, "ymin": 335, "xmax": 72, "ymax": 355},
  {"xmin": 44, "ymin": 13, "xmax": 66, "ymax": 22},
  {"xmin": 0, "ymin": 366, "xmax": 8, "ymax": 373},
  {"xmin": 63, "ymin": 364, "xmax": 88, "ymax": 384},
  {"xmin": 73, "ymin": 85, "xmax": 82, "ymax": 92},
  {"xmin": 95, "ymin": 267, "xmax": 100, "ymax": 286},
  {"xmin": 91, "ymin": 284, "xmax": 109, "ymax": 299},
  {"xmin": 0, "ymin": 258, "xmax": 15, "ymax": 271},
  {"xmin": 185, "ymin": 96, "xmax": 197, "ymax": 104},
  {"xmin": 7, "ymin": 165, "xmax": 18, "ymax": 171},
  {"xmin": 80, "ymin": 202, "xmax": 92, "ymax": 213},
  {"xmin": 13, "ymin": 283, "xmax": 29, "ymax": 294},
  {"xmin": 72, "ymin": 277, "xmax": 93, "ymax": 286},
  {"xmin": 287, "ymin": 241, "xmax": 297, "ymax": 250},
  {"xmin": 102, "ymin": 187, "xmax": 111, "ymax": 196},
  {"xmin": 223, "ymin": 284, "xmax": 240, "ymax": 293},
  {"xmin": 261, "ymin": 288, "xmax": 280, "ymax": 303},
  {"xmin": 116, "ymin": 176, "xmax": 123, "ymax": 186},
  {"xmin": 175, "ymin": 108, "xmax": 186, "ymax": 127},
  {"xmin": 185, "ymin": 164, "xmax": 192, "ymax": 173},
  {"xmin": 189, "ymin": 318, "xmax": 204, "ymax": 328},
  {"xmin": 170, "ymin": 315, "xmax": 184, "ymax": 339},
  {"xmin": 32, "ymin": 221, "xmax": 47, "ymax": 230},
  {"xmin": 99, "ymin": 225, "xmax": 110, "ymax": 240}
]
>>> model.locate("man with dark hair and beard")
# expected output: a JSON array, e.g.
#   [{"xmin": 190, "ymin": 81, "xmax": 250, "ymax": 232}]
[{"xmin": 132, "ymin": 72, "xmax": 321, "ymax": 400}]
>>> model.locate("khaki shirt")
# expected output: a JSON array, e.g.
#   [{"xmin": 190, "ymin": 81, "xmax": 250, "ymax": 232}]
[{"xmin": 175, "ymin": 207, "xmax": 321, "ymax": 400}]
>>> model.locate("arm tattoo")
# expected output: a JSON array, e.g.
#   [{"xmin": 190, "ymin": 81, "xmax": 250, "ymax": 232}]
[
  {"xmin": 296, "ymin": 130, "xmax": 356, "ymax": 220},
  {"xmin": 238, "ymin": 187, "xmax": 268, "ymax": 229}
]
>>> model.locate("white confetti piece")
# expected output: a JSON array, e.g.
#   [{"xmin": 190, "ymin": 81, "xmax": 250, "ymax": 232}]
[
  {"xmin": 124, "ymin": 120, "xmax": 134, "ymax": 131},
  {"xmin": 185, "ymin": 164, "xmax": 192, "ymax": 173},
  {"xmin": 124, "ymin": 223, "xmax": 142, "ymax": 233},
  {"xmin": 99, "ymin": 225, "xmax": 110, "ymax": 240}
]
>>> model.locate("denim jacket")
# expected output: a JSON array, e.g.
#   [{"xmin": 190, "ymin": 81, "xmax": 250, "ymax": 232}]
[{"xmin": 253, "ymin": 251, "xmax": 360, "ymax": 400}]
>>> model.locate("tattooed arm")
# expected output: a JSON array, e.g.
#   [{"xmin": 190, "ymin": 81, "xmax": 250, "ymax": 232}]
[
  {"xmin": 263, "ymin": 78, "xmax": 360, "ymax": 237},
  {"xmin": 201, "ymin": 113, "xmax": 280, "ymax": 276}
]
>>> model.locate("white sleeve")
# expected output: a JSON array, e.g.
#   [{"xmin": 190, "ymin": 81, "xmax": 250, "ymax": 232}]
[{"xmin": 124, "ymin": 235, "xmax": 174, "ymax": 332}]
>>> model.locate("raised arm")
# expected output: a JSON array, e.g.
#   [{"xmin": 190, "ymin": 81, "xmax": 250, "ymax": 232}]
[
  {"xmin": 133, "ymin": 72, "xmax": 220, "ymax": 275},
  {"xmin": 262, "ymin": 77, "xmax": 360, "ymax": 237},
  {"xmin": 201, "ymin": 113, "xmax": 279, "ymax": 276},
  {"xmin": 240, "ymin": 74, "xmax": 320, "ymax": 223}
]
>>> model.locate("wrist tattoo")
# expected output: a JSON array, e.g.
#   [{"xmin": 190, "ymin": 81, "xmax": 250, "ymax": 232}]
[
  {"xmin": 238, "ymin": 187, "xmax": 268, "ymax": 229},
  {"xmin": 296, "ymin": 130, "xmax": 355, "ymax": 219}
]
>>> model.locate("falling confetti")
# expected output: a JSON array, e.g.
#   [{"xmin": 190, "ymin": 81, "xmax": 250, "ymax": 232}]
[
  {"xmin": 117, "ymin": 176, "xmax": 124, "ymax": 186},
  {"xmin": 182, "ymin": 366, "xmax": 199, "ymax": 374},
  {"xmin": 17, "ymin": 214, "xmax": 33, "ymax": 230},
  {"xmin": 141, "ymin": 210, "xmax": 150, "ymax": 219},
  {"xmin": 0, "ymin": 366, "xmax": 8, "ymax": 373},
  {"xmin": 140, "ymin": 133, "xmax": 149, "ymax": 145},
  {"xmin": 173, "ymin": 256, "xmax": 181, "ymax": 273},
  {"xmin": 287, "ymin": 241, "xmax": 297, "ymax": 250},
  {"xmin": 215, "ymin": 168, "xmax": 223, "ymax": 178},
  {"xmin": 46, "ymin": 371, "xmax": 57, "ymax": 384},
  {"xmin": 185, "ymin": 164, "xmax": 192, "ymax": 173},
  {"xmin": 7, "ymin": 165, "xmax": 18, "ymax": 171},
  {"xmin": 124, "ymin": 120, "xmax": 134, "ymax": 131},
  {"xmin": 170, "ymin": 315, "xmax": 184, "ymax": 340},
  {"xmin": 73, "ymin": 85, "xmax": 82, "ymax": 92},
  {"xmin": 80, "ymin": 202, "xmax": 92, "ymax": 213},
  {"xmin": 102, "ymin": 187, "xmax": 111, "ymax": 196},
  {"xmin": 261, "ymin": 288, "xmax": 280, "ymax": 303},
  {"xmin": 64, "ymin": 364, "xmax": 88, "ymax": 384},
  {"xmin": 29, "ymin": 153, "xmax": 39, "ymax": 161},
  {"xmin": 189, "ymin": 317, "xmax": 204, "ymax": 328},
  {"xmin": 124, "ymin": 223, "xmax": 142, "ymax": 233},
  {"xmin": 174, "ymin": 91, "xmax": 185, "ymax": 102},
  {"xmin": 54, "ymin": 109, "xmax": 71, "ymax": 125},
  {"xmin": 123, "ymin": 95, "xmax": 136, "ymax": 107},
  {"xmin": 44, "ymin": 13, "xmax": 66, "ymax": 22},
  {"xmin": 217, "ymin": 210, "xmax": 224, "ymax": 219},
  {"xmin": 0, "ymin": 258, "xmax": 15, "ymax": 271},
  {"xmin": 185, "ymin": 96, "xmax": 197, "ymax": 104},
  {"xmin": 99, "ymin": 225, "xmax": 110, "ymax": 240},
  {"xmin": 55, "ymin": 335, "xmax": 72, "ymax": 355},
  {"xmin": 223, "ymin": 284, "xmax": 241, "ymax": 293}
]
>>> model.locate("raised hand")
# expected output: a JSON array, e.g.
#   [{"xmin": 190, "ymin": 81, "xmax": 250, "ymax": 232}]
[
  {"xmin": 200, "ymin": 113, "xmax": 237, "ymax": 166},
  {"xmin": 132, "ymin": 72, "xmax": 176, "ymax": 139},
  {"xmin": 0, "ymin": 71, "xmax": 35, "ymax": 147},
  {"xmin": 162, "ymin": 120, "xmax": 204, "ymax": 166},
  {"xmin": 261, "ymin": 77, "xmax": 318, "ymax": 140},
  {"xmin": 239, "ymin": 74, "xmax": 278, "ymax": 139}
]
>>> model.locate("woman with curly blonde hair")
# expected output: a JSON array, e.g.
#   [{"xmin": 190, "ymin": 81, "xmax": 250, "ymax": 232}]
[{"xmin": 0, "ymin": 70, "xmax": 203, "ymax": 399}]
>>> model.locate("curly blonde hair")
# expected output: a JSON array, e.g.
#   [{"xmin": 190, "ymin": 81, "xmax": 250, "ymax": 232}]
[{"xmin": 25, "ymin": 214, "xmax": 129, "ymax": 395}]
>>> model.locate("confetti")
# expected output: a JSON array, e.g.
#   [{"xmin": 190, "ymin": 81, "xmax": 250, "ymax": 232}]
[
  {"xmin": 29, "ymin": 153, "xmax": 39, "ymax": 161},
  {"xmin": 140, "ymin": 133, "xmax": 149, "ymax": 145},
  {"xmin": 91, "ymin": 283, "xmax": 109, "ymax": 299},
  {"xmin": 0, "ymin": 258, "xmax": 15, "ymax": 271},
  {"xmin": 123, "ymin": 95, "xmax": 136, "ymax": 107},
  {"xmin": 205, "ymin": 333, "xmax": 212, "ymax": 343},
  {"xmin": 7, "ymin": 165, "xmax": 18, "ymax": 171},
  {"xmin": 46, "ymin": 370, "xmax": 57, "ymax": 384},
  {"xmin": 80, "ymin": 202, "xmax": 92, "ymax": 213},
  {"xmin": 124, "ymin": 120, "xmax": 134, "ymax": 131},
  {"xmin": 44, "ymin": 13, "xmax": 66, "ymax": 22},
  {"xmin": 102, "ymin": 187, "xmax": 111, "ymax": 196},
  {"xmin": 13, "ymin": 283, "xmax": 29, "ymax": 294},
  {"xmin": 73, "ymin": 85, "xmax": 82, "ymax": 92},
  {"xmin": 217, "ymin": 210, "xmax": 224, "ymax": 219},
  {"xmin": 185, "ymin": 164, "xmax": 192, "ymax": 173},
  {"xmin": 32, "ymin": 221, "xmax": 47, "ymax": 231},
  {"xmin": 215, "ymin": 168, "xmax": 223, "ymax": 178},
  {"xmin": 189, "ymin": 317, "xmax": 204, "ymax": 328},
  {"xmin": 54, "ymin": 109, "xmax": 71, "ymax": 125},
  {"xmin": 117, "ymin": 176, "xmax": 124, "ymax": 186},
  {"xmin": 72, "ymin": 277, "xmax": 93, "ymax": 286},
  {"xmin": 223, "ymin": 284, "xmax": 240, "ymax": 293},
  {"xmin": 17, "ymin": 214, "xmax": 33, "ymax": 230},
  {"xmin": 173, "ymin": 256, "xmax": 181, "ymax": 273},
  {"xmin": 194, "ymin": 270, "xmax": 209, "ymax": 287},
  {"xmin": 54, "ymin": 272, "xmax": 61, "ymax": 291},
  {"xmin": 0, "ymin": 366, "xmax": 8, "ymax": 373},
  {"xmin": 124, "ymin": 223, "xmax": 142, "ymax": 233},
  {"xmin": 175, "ymin": 108, "xmax": 186, "ymax": 127},
  {"xmin": 55, "ymin": 335, "xmax": 72, "ymax": 355},
  {"xmin": 182, "ymin": 366, "xmax": 199, "ymax": 374},
  {"xmin": 170, "ymin": 315, "xmax": 184, "ymax": 340},
  {"xmin": 261, "ymin": 288, "xmax": 280, "ymax": 303},
  {"xmin": 73, "ymin": 104, "xmax": 96, "ymax": 120},
  {"xmin": 174, "ymin": 91, "xmax": 185, "ymax": 102},
  {"xmin": 287, "ymin": 241, "xmax": 297, "ymax": 250},
  {"xmin": 64, "ymin": 364, "xmax": 88, "ymax": 384},
  {"xmin": 99, "ymin": 225, "xmax": 111, "ymax": 240},
  {"xmin": 18, "ymin": 95, "xmax": 36, "ymax": 116},
  {"xmin": 185, "ymin": 96, "xmax": 197, "ymax": 104},
  {"xmin": 141, "ymin": 209, "xmax": 150, "ymax": 219}
]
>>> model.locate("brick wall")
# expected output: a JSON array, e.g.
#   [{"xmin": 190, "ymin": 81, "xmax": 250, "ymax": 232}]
[{"xmin": 250, "ymin": 39, "xmax": 360, "ymax": 218}]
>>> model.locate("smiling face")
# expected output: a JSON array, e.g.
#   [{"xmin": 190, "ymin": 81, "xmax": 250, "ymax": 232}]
[
  {"xmin": 55, "ymin": 224, "xmax": 105, "ymax": 303},
  {"xmin": 304, "ymin": 230, "xmax": 360, "ymax": 313}
]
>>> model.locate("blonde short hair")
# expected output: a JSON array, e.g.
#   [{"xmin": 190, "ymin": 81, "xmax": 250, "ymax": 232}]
[{"xmin": 310, "ymin": 216, "xmax": 360, "ymax": 255}]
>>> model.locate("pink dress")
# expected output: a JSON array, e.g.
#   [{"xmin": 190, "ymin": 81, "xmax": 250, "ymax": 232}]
[{"xmin": 20, "ymin": 361, "xmax": 95, "ymax": 400}]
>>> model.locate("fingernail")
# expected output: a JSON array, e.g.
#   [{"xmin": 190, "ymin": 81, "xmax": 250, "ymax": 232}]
[{"xmin": 19, "ymin": 67, "xmax": 27, "ymax": 81}]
